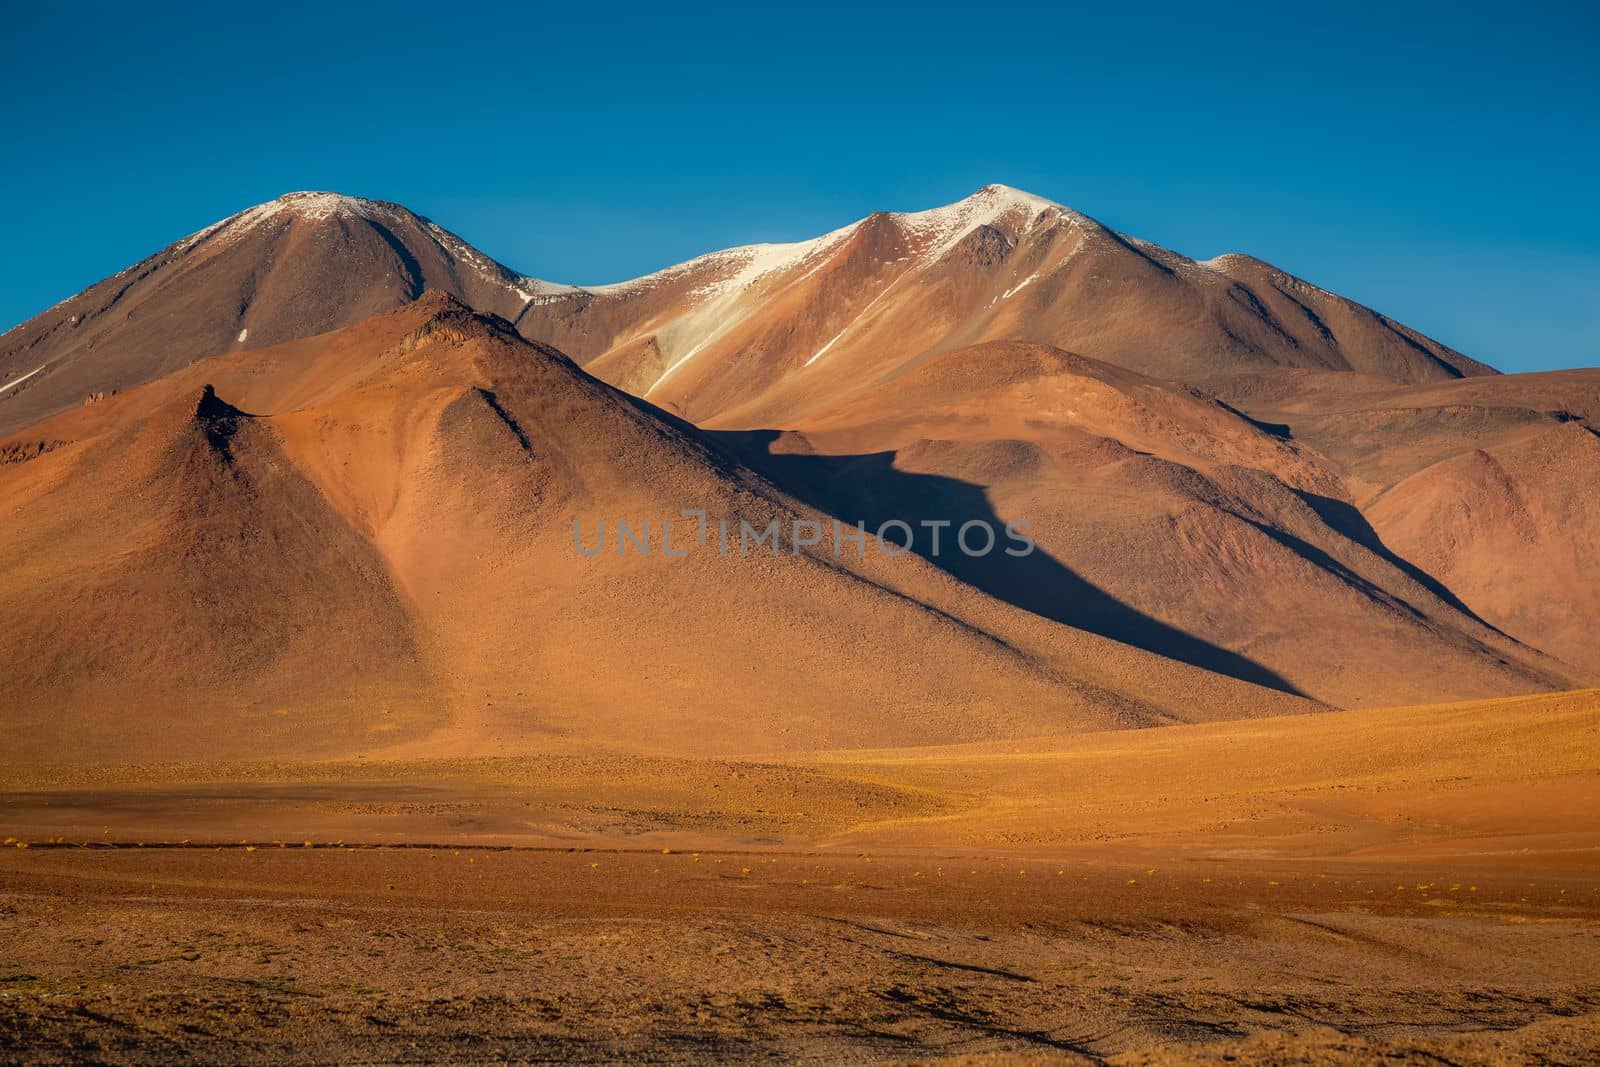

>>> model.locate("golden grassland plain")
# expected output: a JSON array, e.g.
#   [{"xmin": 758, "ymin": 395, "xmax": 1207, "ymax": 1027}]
[{"xmin": 1, "ymin": 690, "xmax": 1598, "ymax": 1063}]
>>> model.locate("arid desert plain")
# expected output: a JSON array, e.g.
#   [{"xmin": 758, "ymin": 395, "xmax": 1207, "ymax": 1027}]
[{"xmin": 3, "ymin": 689, "xmax": 1598, "ymax": 1062}]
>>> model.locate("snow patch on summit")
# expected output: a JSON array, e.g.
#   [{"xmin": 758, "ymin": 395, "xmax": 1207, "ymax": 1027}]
[
  {"xmin": 210, "ymin": 192, "xmax": 400, "ymax": 236},
  {"xmin": 892, "ymin": 184, "xmax": 1080, "ymax": 265}
]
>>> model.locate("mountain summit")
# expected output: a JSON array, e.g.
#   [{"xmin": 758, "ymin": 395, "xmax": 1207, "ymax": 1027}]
[
  {"xmin": 0, "ymin": 192, "xmax": 565, "ymax": 435},
  {"xmin": 520, "ymin": 184, "xmax": 1495, "ymax": 425}
]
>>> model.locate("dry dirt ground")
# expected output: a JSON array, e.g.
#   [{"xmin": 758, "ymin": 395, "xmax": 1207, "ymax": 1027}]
[{"xmin": 2, "ymin": 691, "xmax": 1598, "ymax": 1064}]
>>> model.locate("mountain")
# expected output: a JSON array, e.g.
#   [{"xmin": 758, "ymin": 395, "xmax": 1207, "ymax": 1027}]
[
  {"xmin": 1, "ymin": 186, "xmax": 1492, "ymax": 437},
  {"xmin": 519, "ymin": 184, "xmax": 1496, "ymax": 426},
  {"xmin": 0, "ymin": 294, "xmax": 1325, "ymax": 766},
  {"xmin": 0, "ymin": 192, "xmax": 574, "ymax": 436}
]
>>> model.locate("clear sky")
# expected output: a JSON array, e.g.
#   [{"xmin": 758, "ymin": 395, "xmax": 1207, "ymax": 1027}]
[{"xmin": 4, "ymin": 2, "xmax": 1596, "ymax": 371}]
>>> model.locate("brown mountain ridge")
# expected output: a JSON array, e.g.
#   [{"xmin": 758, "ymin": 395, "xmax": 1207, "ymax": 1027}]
[{"xmin": 1, "ymin": 185, "xmax": 1490, "ymax": 438}]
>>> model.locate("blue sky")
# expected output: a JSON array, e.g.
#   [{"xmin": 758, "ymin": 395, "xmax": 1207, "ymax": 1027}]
[{"xmin": 4, "ymin": 2, "xmax": 1596, "ymax": 371}]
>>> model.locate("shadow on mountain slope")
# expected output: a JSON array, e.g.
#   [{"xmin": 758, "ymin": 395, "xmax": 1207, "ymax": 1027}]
[
  {"xmin": 714, "ymin": 430, "xmax": 1309, "ymax": 698},
  {"xmin": 1292, "ymin": 489, "xmax": 1509, "ymax": 635}
]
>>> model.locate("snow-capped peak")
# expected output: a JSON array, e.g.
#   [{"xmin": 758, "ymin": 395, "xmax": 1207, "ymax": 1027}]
[
  {"xmin": 268, "ymin": 190, "xmax": 388, "ymax": 219},
  {"xmin": 586, "ymin": 185, "xmax": 1087, "ymax": 300},
  {"xmin": 972, "ymin": 183, "xmax": 1066, "ymax": 213},
  {"xmin": 881, "ymin": 184, "xmax": 1083, "ymax": 265},
  {"xmin": 164, "ymin": 192, "xmax": 580, "ymax": 305},
  {"xmin": 233, "ymin": 190, "xmax": 402, "ymax": 228},
  {"xmin": 164, "ymin": 192, "xmax": 410, "ymax": 254}
]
